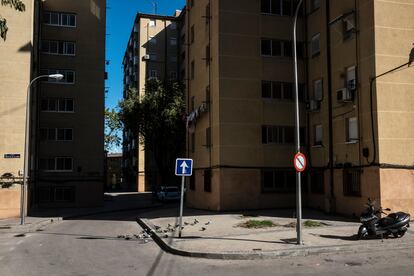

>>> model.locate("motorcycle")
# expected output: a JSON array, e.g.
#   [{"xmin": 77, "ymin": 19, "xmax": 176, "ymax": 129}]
[{"xmin": 358, "ymin": 198, "xmax": 410, "ymax": 240}]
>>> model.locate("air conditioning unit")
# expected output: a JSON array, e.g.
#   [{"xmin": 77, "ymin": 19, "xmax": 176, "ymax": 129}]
[
  {"xmin": 337, "ymin": 88, "xmax": 353, "ymax": 102},
  {"xmin": 307, "ymin": 99, "xmax": 320, "ymax": 111},
  {"xmin": 347, "ymin": 79, "xmax": 357, "ymax": 91},
  {"xmin": 143, "ymin": 54, "xmax": 151, "ymax": 60}
]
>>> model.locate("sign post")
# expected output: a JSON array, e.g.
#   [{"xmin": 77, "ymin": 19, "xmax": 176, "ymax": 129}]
[
  {"xmin": 293, "ymin": 0, "xmax": 304, "ymax": 245},
  {"xmin": 175, "ymin": 158, "xmax": 193, "ymax": 238}
]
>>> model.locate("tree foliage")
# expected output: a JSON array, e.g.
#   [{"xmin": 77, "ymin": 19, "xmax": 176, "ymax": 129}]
[
  {"xmin": 104, "ymin": 108, "xmax": 122, "ymax": 152},
  {"xmin": 0, "ymin": 0, "xmax": 26, "ymax": 41},
  {"xmin": 119, "ymin": 79, "xmax": 186, "ymax": 182}
]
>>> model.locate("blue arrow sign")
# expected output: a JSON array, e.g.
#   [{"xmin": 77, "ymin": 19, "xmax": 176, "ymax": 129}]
[{"xmin": 175, "ymin": 158, "xmax": 193, "ymax": 176}]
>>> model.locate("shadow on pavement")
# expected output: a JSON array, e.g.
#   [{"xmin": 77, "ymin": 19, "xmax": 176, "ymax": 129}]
[{"xmin": 317, "ymin": 234, "xmax": 359, "ymax": 241}]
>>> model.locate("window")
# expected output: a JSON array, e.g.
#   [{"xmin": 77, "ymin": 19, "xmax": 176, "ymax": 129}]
[
  {"xmin": 170, "ymin": 22, "xmax": 177, "ymax": 30},
  {"xmin": 311, "ymin": 0, "xmax": 320, "ymax": 12},
  {"xmin": 346, "ymin": 66, "xmax": 356, "ymax": 91},
  {"xmin": 314, "ymin": 124, "xmax": 323, "ymax": 146},
  {"xmin": 261, "ymin": 170, "xmax": 297, "ymax": 193},
  {"xmin": 346, "ymin": 117, "xmax": 358, "ymax": 142},
  {"xmin": 343, "ymin": 169, "xmax": 361, "ymax": 196},
  {"xmin": 170, "ymin": 71, "xmax": 177, "ymax": 80},
  {"xmin": 43, "ymin": 12, "xmax": 76, "ymax": 27},
  {"xmin": 54, "ymin": 187, "xmax": 75, "ymax": 202},
  {"xmin": 149, "ymin": 19, "xmax": 156, "ymax": 27},
  {"xmin": 261, "ymin": 0, "xmax": 295, "ymax": 16},
  {"xmin": 204, "ymin": 170, "xmax": 211, "ymax": 192},
  {"xmin": 41, "ymin": 40, "xmax": 76, "ymax": 56},
  {"xmin": 41, "ymin": 98, "xmax": 74, "ymax": 112},
  {"xmin": 57, "ymin": 128, "xmax": 73, "ymax": 141},
  {"xmin": 311, "ymin": 33, "xmax": 321, "ymax": 57},
  {"xmin": 311, "ymin": 170, "xmax": 324, "ymax": 193},
  {"xmin": 170, "ymin": 37, "xmax": 177, "ymax": 46},
  {"xmin": 261, "ymin": 39, "xmax": 301, "ymax": 57},
  {"xmin": 39, "ymin": 157, "xmax": 73, "ymax": 171},
  {"xmin": 40, "ymin": 128, "xmax": 73, "ymax": 141},
  {"xmin": 149, "ymin": 70, "xmax": 157, "ymax": 79},
  {"xmin": 262, "ymin": 126, "xmax": 302, "ymax": 144},
  {"xmin": 313, "ymin": 79, "xmax": 323, "ymax": 101},
  {"xmin": 171, "ymin": 56, "xmax": 178, "ymax": 62},
  {"xmin": 190, "ymin": 25, "xmax": 195, "ymax": 43},
  {"xmin": 40, "ymin": 69, "xmax": 75, "ymax": 84},
  {"xmin": 262, "ymin": 81, "xmax": 304, "ymax": 100},
  {"xmin": 261, "ymin": 39, "xmax": 272, "ymax": 56},
  {"xmin": 191, "ymin": 60, "xmax": 195, "ymax": 80}
]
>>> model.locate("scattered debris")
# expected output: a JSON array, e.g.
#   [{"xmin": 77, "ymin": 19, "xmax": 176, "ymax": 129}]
[
  {"xmin": 304, "ymin": 220, "xmax": 328, "ymax": 227},
  {"xmin": 284, "ymin": 222, "xmax": 296, "ymax": 228},
  {"xmin": 200, "ymin": 227, "xmax": 206, "ymax": 231},
  {"xmin": 163, "ymin": 234, "xmax": 169, "ymax": 238},
  {"xmin": 205, "ymin": 221, "xmax": 211, "ymax": 225}
]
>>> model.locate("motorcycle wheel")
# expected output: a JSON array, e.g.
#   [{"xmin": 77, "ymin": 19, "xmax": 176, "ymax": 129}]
[{"xmin": 358, "ymin": 226, "xmax": 368, "ymax": 240}]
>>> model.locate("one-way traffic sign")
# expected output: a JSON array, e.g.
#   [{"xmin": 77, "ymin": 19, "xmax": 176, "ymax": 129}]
[{"xmin": 175, "ymin": 158, "xmax": 193, "ymax": 176}]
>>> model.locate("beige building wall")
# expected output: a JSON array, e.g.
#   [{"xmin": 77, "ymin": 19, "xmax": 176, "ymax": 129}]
[
  {"xmin": 373, "ymin": 0, "xmax": 414, "ymax": 215},
  {"xmin": 0, "ymin": 0, "xmax": 33, "ymax": 218},
  {"xmin": 0, "ymin": 0, "xmax": 33, "ymax": 178}
]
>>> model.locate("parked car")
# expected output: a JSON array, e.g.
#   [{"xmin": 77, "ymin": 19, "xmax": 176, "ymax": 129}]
[{"xmin": 157, "ymin": 186, "xmax": 181, "ymax": 201}]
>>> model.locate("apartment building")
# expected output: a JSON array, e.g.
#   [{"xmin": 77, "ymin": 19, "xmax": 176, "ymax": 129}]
[
  {"xmin": 122, "ymin": 13, "xmax": 180, "ymax": 192},
  {"xmin": 182, "ymin": 0, "xmax": 414, "ymax": 216},
  {"xmin": 0, "ymin": 0, "xmax": 106, "ymax": 215},
  {"xmin": 34, "ymin": 0, "xmax": 106, "ymax": 207}
]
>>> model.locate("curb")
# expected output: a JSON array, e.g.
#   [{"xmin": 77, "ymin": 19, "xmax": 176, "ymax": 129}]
[{"xmin": 137, "ymin": 218, "xmax": 414, "ymax": 260}]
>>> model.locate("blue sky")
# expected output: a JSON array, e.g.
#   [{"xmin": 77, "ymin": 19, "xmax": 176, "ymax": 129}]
[{"xmin": 105, "ymin": 0, "xmax": 185, "ymax": 110}]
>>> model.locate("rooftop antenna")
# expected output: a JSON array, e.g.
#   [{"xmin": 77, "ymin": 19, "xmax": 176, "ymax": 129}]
[{"xmin": 148, "ymin": 0, "xmax": 158, "ymax": 14}]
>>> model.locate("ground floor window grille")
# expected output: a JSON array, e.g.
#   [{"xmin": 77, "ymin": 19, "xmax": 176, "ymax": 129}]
[{"xmin": 343, "ymin": 169, "xmax": 361, "ymax": 196}]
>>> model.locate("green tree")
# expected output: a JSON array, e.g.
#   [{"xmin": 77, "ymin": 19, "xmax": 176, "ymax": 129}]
[
  {"xmin": 119, "ymin": 79, "xmax": 186, "ymax": 185},
  {"xmin": 104, "ymin": 108, "xmax": 122, "ymax": 152},
  {"xmin": 0, "ymin": 0, "xmax": 26, "ymax": 41}
]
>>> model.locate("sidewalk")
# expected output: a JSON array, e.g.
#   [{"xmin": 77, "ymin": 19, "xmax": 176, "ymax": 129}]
[
  {"xmin": 0, "ymin": 192, "xmax": 161, "ymax": 232},
  {"xmin": 137, "ymin": 207, "xmax": 414, "ymax": 259}
]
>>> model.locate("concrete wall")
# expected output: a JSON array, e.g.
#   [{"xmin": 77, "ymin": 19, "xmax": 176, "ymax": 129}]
[{"xmin": 0, "ymin": 187, "xmax": 21, "ymax": 219}]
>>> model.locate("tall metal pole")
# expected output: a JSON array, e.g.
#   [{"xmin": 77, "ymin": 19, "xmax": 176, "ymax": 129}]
[
  {"xmin": 293, "ymin": 0, "xmax": 303, "ymax": 245},
  {"xmin": 178, "ymin": 175, "xmax": 185, "ymax": 237},
  {"xmin": 21, "ymin": 75, "xmax": 50, "ymax": 225}
]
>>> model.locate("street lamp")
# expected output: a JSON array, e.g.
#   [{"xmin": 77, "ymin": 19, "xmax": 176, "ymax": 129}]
[
  {"xmin": 293, "ymin": 0, "xmax": 303, "ymax": 245},
  {"xmin": 21, "ymin": 73, "xmax": 63, "ymax": 225}
]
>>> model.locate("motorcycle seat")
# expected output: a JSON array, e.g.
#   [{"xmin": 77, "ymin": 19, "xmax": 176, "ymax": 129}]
[{"xmin": 389, "ymin": 212, "xmax": 410, "ymax": 222}]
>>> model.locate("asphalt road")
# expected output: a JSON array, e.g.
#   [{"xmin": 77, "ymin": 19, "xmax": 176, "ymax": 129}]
[{"xmin": 1, "ymin": 208, "xmax": 414, "ymax": 276}]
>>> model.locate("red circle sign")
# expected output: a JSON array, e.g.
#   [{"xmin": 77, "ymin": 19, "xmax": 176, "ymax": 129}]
[{"xmin": 294, "ymin": 152, "xmax": 307, "ymax": 172}]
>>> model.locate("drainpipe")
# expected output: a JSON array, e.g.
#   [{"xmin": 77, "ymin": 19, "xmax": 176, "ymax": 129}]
[{"xmin": 325, "ymin": 0, "xmax": 335, "ymax": 213}]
